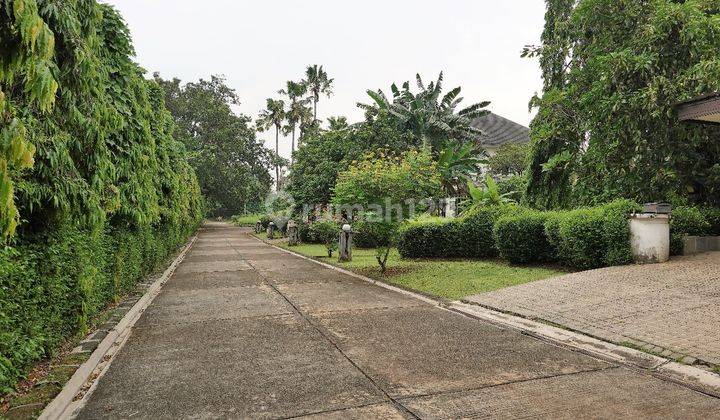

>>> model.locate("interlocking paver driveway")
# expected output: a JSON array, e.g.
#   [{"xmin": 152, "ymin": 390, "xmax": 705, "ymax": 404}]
[
  {"xmin": 466, "ymin": 252, "xmax": 720, "ymax": 365},
  {"xmin": 76, "ymin": 223, "xmax": 720, "ymax": 419}
]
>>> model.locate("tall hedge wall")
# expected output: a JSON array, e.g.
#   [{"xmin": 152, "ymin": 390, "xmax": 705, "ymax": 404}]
[{"xmin": 0, "ymin": 1, "xmax": 203, "ymax": 391}]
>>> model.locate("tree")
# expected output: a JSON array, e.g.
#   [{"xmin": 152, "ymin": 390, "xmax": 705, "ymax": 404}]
[
  {"xmin": 487, "ymin": 143, "xmax": 530, "ymax": 177},
  {"xmin": 358, "ymin": 72, "xmax": 490, "ymax": 152},
  {"xmin": 524, "ymin": 0, "xmax": 720, "ymax": 208},
  {"xmin": 279, "ymin": 80, "xmax": 311, "ymax": 162},
  {"xmin": 287, "ymin": 113, "xmax": 415, "ymax": 210},
  {"xmin": 333, "ymin": 148, "xmax": 441, "ymax": 273},
  {"xmin": 155, "ymin": 75, "xmax": 273, "ymax": 216},
  {"xmin": 303, "ymin": 65, "xmax": 333, "ymax": 122},
  {"xmin": 257, "ymin": 98, "xmax": 286, "ymax": 190}
]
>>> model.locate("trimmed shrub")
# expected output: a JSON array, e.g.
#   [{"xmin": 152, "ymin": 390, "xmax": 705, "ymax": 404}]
[
  {"xmin": 397, "ymin": 205, "xmax": 517, "ymax": 259},
  {"xmin": 354, "ymin": 220, "xmax": 396, "ymax": 248},
  {"xmin": 397, "ymin": 217, "xmax": 458, "ymax": 258},
  {"xmin": 0, "ymin": 221, "xmax": 199, "ymax": 392},
  {"xmin": 544, "ymin": 199, "xmax": 640, "ymax": 269},
  {"xmin": 670, "ymin": 206, "xmax": 711, "ymax": 255},
  {"xmin": 308, "ymin": 220, "xmax": 341, "ymax": 256},
  {"xmin": 494, "ymin": 210, "xmax": 555, "ymax": 264},
  {"xmin": 458, "ymin": 205, "xmax": 518, "ymax": 258}
]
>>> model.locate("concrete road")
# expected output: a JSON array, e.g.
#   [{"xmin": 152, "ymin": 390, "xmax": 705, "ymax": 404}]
[{"xmin": 76, "ymin": 223, "xmax": 720, "ymax": 419}]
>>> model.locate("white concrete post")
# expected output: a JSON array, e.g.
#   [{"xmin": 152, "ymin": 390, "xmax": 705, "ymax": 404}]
[{"xmin": 629, "ymin": 214, "xmax": 670, "ymax": 263}]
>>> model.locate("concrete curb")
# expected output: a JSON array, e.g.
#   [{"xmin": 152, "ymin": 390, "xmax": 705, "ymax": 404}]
[
  {"xmin": 39, "ymin": 235, "xmax": 197, "ymax": 420},
  {"xmin": 257, "ymin": 235, "xmax": 720, "ymax": 399}
]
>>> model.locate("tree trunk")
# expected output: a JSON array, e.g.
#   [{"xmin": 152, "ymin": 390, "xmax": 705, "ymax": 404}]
[
  {"xmin": 313, "ymin": 98, "xmax": 317, "ymax": 122},
  {"xmin": 275, "ymin": 126, "xmax": 280, "ymax": 191},
  {"xmin": 291, "ymin": 126, "xmax": 295, "ymax": 165}
]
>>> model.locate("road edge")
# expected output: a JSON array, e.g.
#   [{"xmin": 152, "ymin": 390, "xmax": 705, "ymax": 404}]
[{"xmin": 39, "ymin": 234, "xmax": 197, "ymax": 420}]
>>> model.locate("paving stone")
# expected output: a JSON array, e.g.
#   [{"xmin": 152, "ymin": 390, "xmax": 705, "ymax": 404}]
[
  {"xmin": 466, "ymin": 251, "xmax": 720, "ymax": 366},
  {"xmin": 76, "ymin": 223, "xmax": 720, "ymax": 418}
]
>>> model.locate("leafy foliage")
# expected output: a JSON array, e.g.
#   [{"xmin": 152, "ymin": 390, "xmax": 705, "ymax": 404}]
[
  {"xmin": 467, "ymin": 175, "xmax": 517, "ymax": 208},
  {"xmin": 487, "ymin": 143, "xmax": 530, "ymax": 177},
  {"xmin": 156, "ymin": 75, "xmax": 273, "ymax": 216},
  {"xmin": 494, "ymin": 210, "xmax": 555, "ymax": 264},
  {"xmin": 398, "ymin": 205, "xmax": 517, "ymax": 259},
  {"xmin": 525, "ymin": 0, "xmax": 720, "ymax": 208},
  {"xmin": 307, "ymin": 220, "xmax": 340, "ymax": 257},
  {"xmin": 0, "ymin": 0, "xmax": 203, "ymax": 391},
  {"xmin": 333, "ymin": 149, "xmax": 442, "ymax": 221},
  {"xmin": 287, "ymin": 114, "xmax": 415, "ymax": 209},
  {"xmin": 303, "ymin": 65, "xmax": 333, "ymax": 122},
  {"xmin": 358, "ymin": 72, "xmax": 490, "ymax": 151},
  {"xmin": 437, "ymin": 141, "xmax": 486, "ymax": 196}
]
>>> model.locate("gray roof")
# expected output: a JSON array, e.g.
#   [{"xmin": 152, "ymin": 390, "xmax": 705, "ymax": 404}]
[{"xmin": 471, "ymin": 112, "xmax": 530, "ymax": 147}]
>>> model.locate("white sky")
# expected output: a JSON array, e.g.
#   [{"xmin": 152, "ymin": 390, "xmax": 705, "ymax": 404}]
[{"xmin": 104, "ymin": 0, "xmax": 546, "ymax": 161}]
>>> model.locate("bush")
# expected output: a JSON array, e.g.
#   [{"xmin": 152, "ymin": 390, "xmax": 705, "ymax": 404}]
[
  {"xmin": 670, "ymin": 206, "xmax": 711, "ymax": 255},
  {"xmin": 0, "ymin": 221, "xmax": 198, "ymax": 392},
  {"xmin": 354, "ymin": 220, "xmax": 396, "ymax": 248},
  {"xmin": 700, "ymin": 207, "xmax": 720, "ymax": 236},
  {"xmin": 494, "ymin": 210, "xmax": 555, "ymax": 264},
  {"xmin": 544, "ymin": 199, "xmax": 640, "ymax": 269},
  {"xmin": 397, "ymin": 205, "xmax": 517, "ymax": 259},
  {"xmin": 307, "ymin": 220, "xmax": 341, "ymax": 256}
]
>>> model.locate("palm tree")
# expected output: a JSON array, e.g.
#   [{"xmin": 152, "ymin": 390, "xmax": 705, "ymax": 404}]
[
  {"xmin": 257, "ymin": 98, "xmax": 286, "ymax": 190},
  {"xmin": 303, "ymin": 65, "xmax": 333, "ymax": 122},
  {"xmin": 279, "ymin": 81, "xmax": 310, "ymax": 162},
  {"xmin": 358, "ymin": 72, "xmax": 490, "ymax": 152}
]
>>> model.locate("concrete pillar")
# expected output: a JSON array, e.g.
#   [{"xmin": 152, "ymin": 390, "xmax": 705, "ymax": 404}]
[
  {"xmin": 339, "ymin": 224, "xmax": 353, "ymax": 262},
  {"xmin": 287, "ymin": 220, "xmax": 299, "ymax": 246},
  {"xmin": 267, "ymin": 222, "xmax": 276, "ymax": 240},
  {"xmin": 629, "ymin": 214, "xmax": 670, "ymax": 263}
]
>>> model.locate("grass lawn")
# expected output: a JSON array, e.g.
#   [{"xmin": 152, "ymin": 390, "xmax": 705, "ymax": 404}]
[{"xmin": 254, "ymin": 233, "xmax": 566, "ymax": 300}]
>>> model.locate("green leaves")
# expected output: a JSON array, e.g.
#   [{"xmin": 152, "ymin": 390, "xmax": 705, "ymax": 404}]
[
  {"xmin": 527, "ymin": 0, "xmax": 720, "ymax": 208},
  {"xmin": 357, "ymin": 72, "xmax": 490, "ymax": 152}
]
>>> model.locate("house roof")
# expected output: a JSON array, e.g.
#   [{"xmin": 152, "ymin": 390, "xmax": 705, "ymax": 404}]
[
  {"xmin": 676, "ymin": 92, "xmax": 720, "ymax": 124},
  {"xmin": 471, "ymin": 112, "xmax": 530, "ymax": 147}
]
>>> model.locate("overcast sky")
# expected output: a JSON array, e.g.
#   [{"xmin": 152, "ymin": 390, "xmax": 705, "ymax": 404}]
[{"xmin": 104, "ymin": 0, "xmax": 546, "ymax": 160}]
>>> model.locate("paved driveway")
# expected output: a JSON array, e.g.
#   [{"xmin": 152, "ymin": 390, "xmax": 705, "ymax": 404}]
[
  {"xmin": 466, "ymin": 252, "xmax": 720, "ymax": 366},
  {"xmin": 76, "ymin": 224, "xmax": 720, "ymax": 419}
]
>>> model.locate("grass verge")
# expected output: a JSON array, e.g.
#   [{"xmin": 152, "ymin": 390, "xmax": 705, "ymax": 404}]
[{"xmin": 255, "ymin": 233, "xmax": 567, "ymax": 300}]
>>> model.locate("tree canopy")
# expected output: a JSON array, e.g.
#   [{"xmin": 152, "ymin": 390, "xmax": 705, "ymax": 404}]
[
  {"xmin": 286, "ymin": 113, "xmax": 415, "ymax": 208},
  {"xmin": 358, "ymin": 72, "xmax": 490, "ymax": 152},
  {"xmin": 1, "ymin": 0, "xmax": 202, "ymax": 241},
  {"xmin": 525, "ymin": 0, "xmax": 720, "ymax": 209},
  {"xmin": 155, "ymin": 75, "xmax": 274, "ymax": 216}
]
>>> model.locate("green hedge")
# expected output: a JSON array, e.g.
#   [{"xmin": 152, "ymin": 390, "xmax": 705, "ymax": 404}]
[
  {"xmin": 398, "ymin": 200, "xmax": 639, "ymax": 269},
  {"xmin": 354, "ymin": 220, "xmax": 396, "ymax": 248},
  {"xmin": 0, "ymin": 221, "xmax": 198, "ymax": 392},
  {"xmin": 545, "ymin": 200, "xmax": 640, "ymax": 270},
  {"xmin": 397, "ymin": 206, "xmax": 517, "ymax": 258},
  {"xmin": 494, "ymin": 210, "xmax": 555, "ymax": 264}
]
